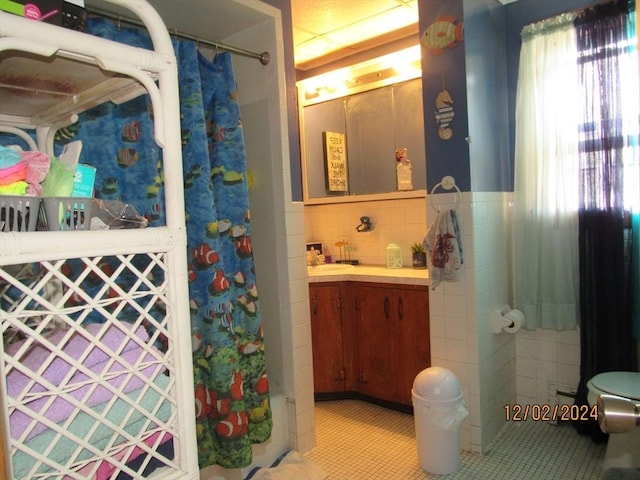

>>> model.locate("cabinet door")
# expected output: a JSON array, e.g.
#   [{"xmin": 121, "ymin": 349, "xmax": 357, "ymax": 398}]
[
  {"xmin": 394, "ymin": 286, "xmax": 431, "ymax": 406},
  {"xmin": 309, "ymin": 284, "xmax": 346, "ymax": 393},
  {"xmin": 355, "ymin": 284, "xmax": 398, "ymax": 403}
]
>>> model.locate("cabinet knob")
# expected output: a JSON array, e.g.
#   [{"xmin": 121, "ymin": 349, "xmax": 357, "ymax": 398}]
[
  {"xmin": 332, "ymin": 296, "xmax": 341, "ymax": 311},
  {"xmin": 397, "ymin": 297, "xmax": 404, "ymax": 320},
  {"xmin": 384, "ymin": 296, "xmax": 390, "ymax": 319},
  {"xmin": 312, "ymin": 294, "xmax": 318, "ymax": 316}
]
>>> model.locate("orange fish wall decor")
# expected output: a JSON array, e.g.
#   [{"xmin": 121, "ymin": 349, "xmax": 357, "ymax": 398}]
[{"xmin": 422, "ymin": 15, "xmax": 464, "ymax": 55}]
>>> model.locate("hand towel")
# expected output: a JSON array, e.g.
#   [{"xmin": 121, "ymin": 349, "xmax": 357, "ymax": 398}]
[
  {"xmin": 21, "ymin": 150, "xmax": 50, "ymax": 195},
  {"xmin": 0, "ymin": 181, "xmax": 28, "ymax": 195},
  {"xmin": 0, "ymin": 161, "xmax": 26, "ymax": 185},
  {"xmin": 422, "ymin": 208, "xmax": 463, "ymax": 289},
  {"xmin": 0, "ymin": 145, "xmax": 22, "ymax": 169}
]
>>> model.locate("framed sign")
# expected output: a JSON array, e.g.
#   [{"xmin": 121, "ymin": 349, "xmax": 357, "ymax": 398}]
[{"xmin": 322, "ymin": 131, "xmax": 348, "ymax": 192}]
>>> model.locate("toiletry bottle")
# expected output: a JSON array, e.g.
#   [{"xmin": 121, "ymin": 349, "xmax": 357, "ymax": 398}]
[{"xmin": 323, "ymin": 244, "xmax": 332, "ymax": 264}]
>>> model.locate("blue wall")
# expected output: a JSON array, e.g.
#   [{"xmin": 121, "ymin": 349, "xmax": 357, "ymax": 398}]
[
  {"xmin": 419, "ymin": 0, "xmax": 598, "ymax": 193},
  {"xmin": 261, "ymin": 0, "xmax": 304, "ymax": 201},
  {"xmin": 418, "ymin": 0, "xmax": 471, "ymax": 192},
  {"xmin": 418, "ymin": 0, "xmax": 510, "ymax": 193},
  {"xmin": 464, "ymin": 0, "xmax": 510, "ymax": 192},
  {"xmin": 277, "ymin": 0, "xmax": 598, "ymax": 198}
]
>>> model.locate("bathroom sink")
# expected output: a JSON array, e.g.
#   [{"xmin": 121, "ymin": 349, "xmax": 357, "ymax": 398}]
[{"xmin": 307, "ymin": 263, "xmax": 354, "ymax": 273}]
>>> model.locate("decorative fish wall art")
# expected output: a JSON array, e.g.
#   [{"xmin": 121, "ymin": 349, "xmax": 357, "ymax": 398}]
[
  {"xmin": 435, "ymin": 74, "xmax": 455, "ymax": 140},
  {"xmin": 421, "ymin": 15, "xmax": 464, "ymax": 55}
]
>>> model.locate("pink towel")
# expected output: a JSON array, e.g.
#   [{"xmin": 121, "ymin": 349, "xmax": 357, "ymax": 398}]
[
  {"xmin": 0, "ymin": 161, "xmax": 26, "ymax": 185},
  {"xmin": 21, "ymin": 150, "xmax": 50, "ymax": 195}
]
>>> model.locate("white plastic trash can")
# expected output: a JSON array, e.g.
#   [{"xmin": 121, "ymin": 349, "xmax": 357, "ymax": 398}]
[{"xmin": 412, "ymin": 366, "xmax": 468, "ymax": 475}]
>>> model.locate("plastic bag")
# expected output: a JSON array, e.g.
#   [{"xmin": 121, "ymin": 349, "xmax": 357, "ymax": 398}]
[
  {"xmin": 420, "ymin": 402, "xmax": 469, "ymax": 431},
  {"xmin": 90, "ymin": 199, "xmax": 148, "ymax": 230}
]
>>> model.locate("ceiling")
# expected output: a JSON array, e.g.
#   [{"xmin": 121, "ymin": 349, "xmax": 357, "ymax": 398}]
[
  {"xmin": 85, "ymin": 0, "xmax": 267, "ymax": 45},
  {"xmin": 291, "ymin": 0, "xmax": 419, "ymax": 71},
  {"xmin": 291, "ymin": 0, "xmax": 520, "ymax": 71},
  {"xmin": 86, "ymin": 0, "xmax": 518, "ymax": 72}
]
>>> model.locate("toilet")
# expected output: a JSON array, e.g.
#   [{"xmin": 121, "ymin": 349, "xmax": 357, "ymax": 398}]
[{"xmin": 587, "ymin": 371, "xmax": 640, "ymax": 470}]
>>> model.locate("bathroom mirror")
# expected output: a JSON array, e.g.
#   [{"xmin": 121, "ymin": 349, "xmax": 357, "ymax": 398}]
[{"xmin": 298, "ymin": 48, "xmax": 427, "ymax": 204}]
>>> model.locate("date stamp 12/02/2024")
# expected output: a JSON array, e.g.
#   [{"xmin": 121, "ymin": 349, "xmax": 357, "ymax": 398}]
[{"xmin": 504, "ymin": 403, "xmax": 598, "ymax": 422}]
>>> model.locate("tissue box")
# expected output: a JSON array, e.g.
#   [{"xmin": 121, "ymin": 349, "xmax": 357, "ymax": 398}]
[
  {"xmin": 72, "ymin": 164, "xmax": 96, "ymax": 198},
  {"xmin": 0, "ymin": 0, "xmax": 63, "ymax": 24}
]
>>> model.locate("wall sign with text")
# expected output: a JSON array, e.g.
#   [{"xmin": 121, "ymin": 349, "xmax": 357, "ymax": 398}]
[{"xmin": 323, "ymin": 131, "xmax": 348, "ymax": 192}]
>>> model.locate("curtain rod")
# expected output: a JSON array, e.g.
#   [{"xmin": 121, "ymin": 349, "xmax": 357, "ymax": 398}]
[
  {"xmin": 521, "ymin": 0, "xmax": 629, "ymax": 34},
  {"xmin": 88, "ymin": 7, "xmax": 271, "ymax": 65}
]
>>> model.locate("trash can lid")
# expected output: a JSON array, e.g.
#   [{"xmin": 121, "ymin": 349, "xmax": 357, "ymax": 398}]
[{"xmin": 412, "ymin": 366, "xmax": 463, "ymax": 403}]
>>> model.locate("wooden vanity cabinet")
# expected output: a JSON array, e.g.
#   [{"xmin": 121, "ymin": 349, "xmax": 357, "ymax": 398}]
[
  {"xmin": 309, "ymin": 280, "xmax": 429, "ymax": 409},
  {"xmin": 309, "ymin": 283, "xmax": 357, "ymax": 395},
  {"xmin": 354, "ymin": 282, "xmax": 430, "ymax": 406}
]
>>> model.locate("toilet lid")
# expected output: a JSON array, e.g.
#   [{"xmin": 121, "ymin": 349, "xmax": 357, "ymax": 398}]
[{"xmin": 591, "ymin": 372, "xmax": 640, "ymax": 400}]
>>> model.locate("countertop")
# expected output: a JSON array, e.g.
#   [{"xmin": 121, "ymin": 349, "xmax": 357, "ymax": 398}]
[{"xmin": 306, "ymin": 264, "xmax": 429, "ymax": 286}]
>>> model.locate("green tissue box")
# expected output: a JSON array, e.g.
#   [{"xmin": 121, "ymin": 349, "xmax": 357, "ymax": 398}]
[{"xmin": 72, "ymin": 164, "xmax": 96, "ymax": 198}]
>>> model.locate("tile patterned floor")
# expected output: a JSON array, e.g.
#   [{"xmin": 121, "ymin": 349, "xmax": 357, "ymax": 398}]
[{"xmin": 306, "ymin": 400, "xmax": 606, "ymax": 480}]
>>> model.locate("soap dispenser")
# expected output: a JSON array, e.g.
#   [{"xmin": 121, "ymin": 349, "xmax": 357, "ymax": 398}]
[{"xmin": 386, "ymin": 243, "xmax": 403, "ymax": 269}]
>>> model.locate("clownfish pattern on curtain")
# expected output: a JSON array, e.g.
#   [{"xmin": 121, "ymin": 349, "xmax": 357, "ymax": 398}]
[
  {"xmin": 65, "ymin": 17, "xmax": 272, "ymax": 470},
  {"xmin": 179, "ymin": 45, "xmax": 272, "ymax": 469}
]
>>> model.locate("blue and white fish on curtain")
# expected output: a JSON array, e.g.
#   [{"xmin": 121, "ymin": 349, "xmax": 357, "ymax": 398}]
[{"xmin": 68, "ymin": 17, "xmax": 272, "ymax": 470}]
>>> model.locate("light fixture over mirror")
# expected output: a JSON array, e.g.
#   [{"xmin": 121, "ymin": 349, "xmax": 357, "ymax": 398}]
[{"xmin": 298, "ymin": 44, "xmax": 422, "ymax": 106}]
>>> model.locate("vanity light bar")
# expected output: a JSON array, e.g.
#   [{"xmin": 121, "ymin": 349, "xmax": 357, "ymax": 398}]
[{"xmin": 299, "ymin": 45, "xmax": 421, "ymax": 105}]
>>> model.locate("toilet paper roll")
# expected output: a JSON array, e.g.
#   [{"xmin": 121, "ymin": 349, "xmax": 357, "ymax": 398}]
[{"xmin": 503, "ymin": 309, "xmax": 524, "ymax": 333}]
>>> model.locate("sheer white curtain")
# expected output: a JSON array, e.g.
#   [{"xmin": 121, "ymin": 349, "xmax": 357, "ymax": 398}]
[{"xmin": 513, "ymin": 13, "xmax": 581, "ymax": 330}]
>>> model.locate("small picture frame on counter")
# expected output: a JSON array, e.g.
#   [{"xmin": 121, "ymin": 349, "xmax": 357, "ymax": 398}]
[{"xmin": 306, "ymin": 242, "xmax": 323, "ymax": 254}]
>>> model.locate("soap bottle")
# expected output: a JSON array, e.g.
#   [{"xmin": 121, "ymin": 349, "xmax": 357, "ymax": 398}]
[{"xmin": 386, "ymin": 243, "xmax": 403, "ymax": 269}]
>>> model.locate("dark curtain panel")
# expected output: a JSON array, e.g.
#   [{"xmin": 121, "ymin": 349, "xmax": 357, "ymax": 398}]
[{"xmin": 573, "ymin": 0, "xmax": 638, "ymax": 442}]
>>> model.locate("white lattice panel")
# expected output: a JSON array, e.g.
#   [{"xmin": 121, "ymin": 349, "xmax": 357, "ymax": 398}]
[{"xmin": 0, "ymin": 253, "xmax": 188, "ymax": 479}]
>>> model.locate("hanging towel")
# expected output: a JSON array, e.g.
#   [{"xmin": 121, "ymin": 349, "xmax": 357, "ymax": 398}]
[{"xmin": 422, "ymin": 208, "xmax": 463, "ymax": 289}]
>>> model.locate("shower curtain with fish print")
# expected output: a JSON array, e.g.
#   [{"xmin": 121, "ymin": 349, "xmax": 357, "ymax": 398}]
[{"xmin": 54, "ymin": 16, "xmax": 273, "ymax": 469}]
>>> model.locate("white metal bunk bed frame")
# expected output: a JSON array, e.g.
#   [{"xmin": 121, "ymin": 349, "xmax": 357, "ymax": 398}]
[{"xmin": 0, "ymin": 1, "xmax": 199, "ymax": 478}]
